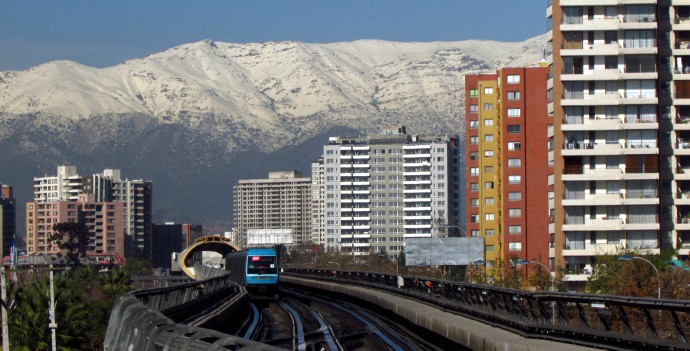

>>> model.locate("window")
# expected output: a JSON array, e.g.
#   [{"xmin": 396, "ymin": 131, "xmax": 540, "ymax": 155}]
[
  {"xmin": 484, "ymin": 150, "xmax": 494, "ymax": 157},
  {"xmin": 484, "ymin": 119, "xmax": 494, "ymax": 126},
  {"xmin": 508, "ymin": 225, "xmax": 522, "ymax": 234},
  {"xmin": 470, "ymin": 136, "xmax": 478, "ymax": 144},
  {"xmin": 471, "ymin": 230, "xmax": 479, "ymax": 237},
  {"xmin": 470, "ymin": 89, "xmax": 478, "ymax": 98},
  {"xmin": 508, "ymin": 192, "xmax": 522, "ymax": 200},
  {"xmin": 484, "ymin": 103, "xmax": 493, "ymax": 110},
  {"xmin": 508, "ymin": 142, "xmax": 521, "ymax": 150},
  {"xmin": 484, "ymin": 166, "xmax": 494, "ymax": 173},
  {"xmin": 507, "ymin": 91, "xmax": 521, "ymax": 100},
  {"xmin": 507, "ymin": 75, "xmax": 520, "ymax": 84},
  {"xmin": 470, "ymin": 120, "xmax": 479, "ymax": 129},
  {"xmin": 507, "ymin": 125, "xmax": 521, "ymax": 133},
  {"xmin": 470, "ymin": 104, "xmax": 478, "ymax": 113},
  {"xmin": 508, "ymin": 158, "xmax": 522, "ymax": 167},
  {"xmin": 607, "ymin": 231, "xmax": 621, "ymax": 244},
  {"xmin": 507, "ymin": 108, "xmax": 521, "ymax": 117},
  {"xmin": 485, "ymin": 197, "xmax": 494, "ymax": 204},
  {"xmin": 508, "ymin": 175, "xmax": 521, "ymax": 184},
  {"xmin": 470, "ymin": 215, "xmax": 479, "ymax": 223},
  {"xmin": 508, "ymin": 208, "xmax": 522, "ymax": 217},
  {"xmin": 485, "ymin": 182, "xmax": 494, "ymax": 189},
  {"xmin": 486, "ymin": 245, "xmax": 495, "ymax": 252},
  {"xmin": 470, "ymin": 198, "xmax": 479, "ymax": 207},
  {"xmin": 509, "ymin": 242, "xmax": 522, "ymax": 251},
  {"xmin": 484, "ymin": 87, "xmax": 494, "ymax": 94},
  {"xmin": 485, "ymin": 213, "xmax": 495, "ymax": 221},
  {"xmin": 484, "ymin": 134, "xmax": 494, "ymax": 142},
  {"xmin": 485, "ymin": 229, "xmax": 494, "ymax": 236},
  {"xmin": 470, "ymin": 183, "xmax": 479, "ymax": 191},
  {"xmin": 470, "ymin": 167, "xmax": 479, "ymax": 176},
  {"xmin": 470, "ymin": 152, "xmax": 478, "ymax": 160}
]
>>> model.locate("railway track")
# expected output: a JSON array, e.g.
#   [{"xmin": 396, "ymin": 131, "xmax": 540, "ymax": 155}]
[{"xmin": 242, "ymin": 287, "xmax": 444, "ymax": 351}]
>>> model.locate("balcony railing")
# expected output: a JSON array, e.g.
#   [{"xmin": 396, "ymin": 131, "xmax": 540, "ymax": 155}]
[
  {"xmin": 626, "ymin": 189, "xmax": 657, "ymax": 198},
  {"xmin": 626, "ymin": 167, "xmax": 658, "ymax": 173},
  {"xmin": 564, "ymin": 116, "xmax": 584, "ymax": 124},
  {"xmin": 564, "ymin": 191, "xmax": 585, "ymax": 200},
  {"xmin": 626, "ymin": 140, "xmax": 657, "ymax": 148},
  {"xmin": 562, "ymin": 17, "xmax": 583, "ymax": 25},
  {"xmin": 564, "ymin": 91, "xmax": 584, "ymax": 99},
  {"xmin": 624, "ymin": 64, "xmax": 656, "ymax": 73},
  {"xmin": 626, "ymin": 115, "xmax": 657, "ymax": 123},
  {"xmin": 565, "ymin": 217, "xmax": 585, "ymax": 225},
  {"xmin": 627, "ymin": 214, "xmax": 657, "ymax": 224},
  {"xmin": 623, "ymin": 14, "xmax": 655, "ymax": 23}
]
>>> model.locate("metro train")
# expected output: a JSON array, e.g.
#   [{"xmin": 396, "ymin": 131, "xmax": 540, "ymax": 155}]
[{"xmin": 225, "ymin": 247, "xmax": 280, "ymax": 298}]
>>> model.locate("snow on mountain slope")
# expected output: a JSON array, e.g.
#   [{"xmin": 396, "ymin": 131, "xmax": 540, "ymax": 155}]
[{"xmin": 0, "ymin": 35, "xmax": 546, "ymax": 148}]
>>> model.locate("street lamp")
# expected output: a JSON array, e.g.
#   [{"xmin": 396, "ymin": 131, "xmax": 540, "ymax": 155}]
[
  {"xmin": 619, "ymin": 255, "xmax": 661, "ymax": 299},
  {"xmin": 517, "ymin": 259, "xmax": 555, "ymax": 324}
]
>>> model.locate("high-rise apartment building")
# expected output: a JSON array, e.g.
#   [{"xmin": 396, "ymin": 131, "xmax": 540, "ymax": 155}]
[
  {"xmin": 548, "ymin": 1, "xmax": 668, "ymax": 288},
  {"xmin": 311, "ymin": 158, "xmax": 326, "ymax": 247},
  {"xmin": 32, "ymin": 166, "xmax": 153, "ymax": 259},
  {"xmin": 465, "ymin": 67, "xmax": 552, "ymax": 270},
  {"xmin": 0, "ymin": 184, "xmax": 16, "ymax": 257},
  {"xmin": 317, "ymin": 127, "xmax": 460, "ymax": 257},
  {"xmin": 232, "ymin": 171, "xmax": 312, "ymax": 247},
  {"xmin": 25, "ymin": 194, "xmax": 125, "ymax": 257}
]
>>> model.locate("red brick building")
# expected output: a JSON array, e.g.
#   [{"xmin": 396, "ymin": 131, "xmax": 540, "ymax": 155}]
[{"xmin": 465, "ymin": 66, "xmax": 553, "ymax": 271}]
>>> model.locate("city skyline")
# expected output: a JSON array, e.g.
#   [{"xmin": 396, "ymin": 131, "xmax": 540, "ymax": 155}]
[{"xmin": 0, "ymin": 1, "xmax": 547, "ymax": 70}]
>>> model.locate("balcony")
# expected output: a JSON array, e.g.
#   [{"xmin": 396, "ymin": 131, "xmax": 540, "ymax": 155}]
[
  {"xmin": 562, "ymin": 141, "xmax": 623, "ymax": 156},
  {"xmin": 562, "ymin": 167, "xmax": 623, "ymax": 181},
  {"xmin": 561, "ymin": 17, "xmax": 619, "ymax": 32},
  {"xmin": 561, "ymin": 42, "xmax": 620, "ymax": 57},
  {"xmin": 562, "ymin": 116, "xmax": 622, "ymax": 131},
  {"xmin": 562, "ymin": 91, "xmax": 624, "ymax": 106}
]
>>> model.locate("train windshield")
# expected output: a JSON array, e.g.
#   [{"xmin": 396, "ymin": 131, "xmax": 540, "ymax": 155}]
[{"xmin": 247, "ymin": 256, "xmax": 277, "ymax": 274}]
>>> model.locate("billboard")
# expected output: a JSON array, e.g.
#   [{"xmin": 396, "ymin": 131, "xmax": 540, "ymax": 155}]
[
  {"xmin": 404, "ymin": 237, "xmax": 484, "ymax": 266},
  {"xmin": 247, "ymin": 229, "xmax": 294, "ymax": 246}
]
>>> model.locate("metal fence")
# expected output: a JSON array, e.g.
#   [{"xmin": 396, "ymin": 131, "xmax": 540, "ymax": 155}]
[{"xmin": 285, "ymin": 267, "xmax": 690, "ymax": 351}]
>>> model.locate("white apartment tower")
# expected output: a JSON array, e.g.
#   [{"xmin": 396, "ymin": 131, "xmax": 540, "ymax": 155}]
[
  {"xmin": 548, "ymin": 1, "xmax": 677, "ymax": 288},
  {"xmin": 311, "ymin": 159, "xmax": 326, "ymax": 247},
  {"xmin": 320, "ymin": 127, "xmax": 458, "ymax": 257}
]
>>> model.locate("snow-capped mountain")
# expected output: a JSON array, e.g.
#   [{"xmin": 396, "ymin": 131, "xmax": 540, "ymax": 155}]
[{"xmin": 0, "ymin": 35, "xmax": 546, "ymax": 230}]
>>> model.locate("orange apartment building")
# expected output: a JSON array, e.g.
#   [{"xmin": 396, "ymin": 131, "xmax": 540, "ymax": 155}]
[
  {"xmin": 465, "ymin": 66, "xmax": 553, "ymax": 272},
  {"xmin": 26, "ymin": 193, "xmax": 125, "ymax": 257}
]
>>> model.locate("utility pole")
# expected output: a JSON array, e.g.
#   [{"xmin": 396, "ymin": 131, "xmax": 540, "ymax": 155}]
[
  {"xmin": 49, "ymin": 265, "xmax": 57, "ymax": 351},
  {"xmin": 1, "ymin": 267, "xmax": 8, "ymax": 351}
]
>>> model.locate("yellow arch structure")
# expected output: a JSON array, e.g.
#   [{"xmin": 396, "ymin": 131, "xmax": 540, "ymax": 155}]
[{"xmin": 178, "ymin": 235, "xmax": 242, "ymax": 280}]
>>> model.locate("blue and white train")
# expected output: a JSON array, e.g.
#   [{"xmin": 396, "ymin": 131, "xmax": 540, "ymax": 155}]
[{"xmin": 225, "ymin": 247, "xmax": 279, "ymax": 298}]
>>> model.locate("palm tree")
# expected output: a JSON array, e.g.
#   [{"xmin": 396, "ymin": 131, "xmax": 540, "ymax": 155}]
[{"xmin": 9, "ymin": 273, "xmax": 91, "ymax": 350}]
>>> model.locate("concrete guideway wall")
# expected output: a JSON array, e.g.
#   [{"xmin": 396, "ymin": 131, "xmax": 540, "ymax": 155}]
[{"xmin": 281, "ymin": 275, "xmax": 598, "ymax": 351}]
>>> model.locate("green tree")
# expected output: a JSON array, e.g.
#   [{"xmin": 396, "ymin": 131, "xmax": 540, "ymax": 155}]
[
  {"xmin": 51, "ymin": 222, "xmax": 90, "ymax": 265},
  {"xmin": 9, "ymin": 272, "xmax": 91, "ymax": 350},
  {"xmin": 490, "ymin": 257, "xmax": 522, "ymax": 289},
  {"xmin": 123, "ymin": 258, "xmax": 154, "ymax": 276},
  {"xmin": 99, "ymin": 267, "xmax": 133, "ymax": 298}
]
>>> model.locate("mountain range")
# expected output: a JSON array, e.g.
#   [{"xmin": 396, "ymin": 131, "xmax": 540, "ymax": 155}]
[{"xmin": 0, "ymin": 34, "xmax": 546, "ymax": 233}]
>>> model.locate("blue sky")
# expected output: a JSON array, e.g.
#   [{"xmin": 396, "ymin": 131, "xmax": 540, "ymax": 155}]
[{"xmin": 0, "ymin": 1, "xmax": 547, "ymax": 70}]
